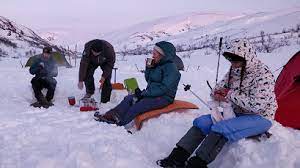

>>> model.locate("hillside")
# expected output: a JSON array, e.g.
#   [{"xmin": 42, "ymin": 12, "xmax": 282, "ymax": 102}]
[{"xmin": 0, "ymin": 16, "xmax": 65, "ymax": 58}]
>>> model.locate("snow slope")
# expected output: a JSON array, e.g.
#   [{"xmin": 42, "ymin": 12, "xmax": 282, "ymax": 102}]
[
  {"xmin": 101, "ymin": 7, "xmax": 300, "ymax": 51},
  {"xmin": 0, "ymin": 43, "xmax": 299, "ymax": 168},
  {"xmin": 0, "ymin": 16, "xmax": 63, "ymax": 59}
]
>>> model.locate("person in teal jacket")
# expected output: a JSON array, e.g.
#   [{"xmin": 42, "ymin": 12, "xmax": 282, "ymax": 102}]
[{"xmin": 95, "ymin": 41, "xmax": 181, "ymax": 126}]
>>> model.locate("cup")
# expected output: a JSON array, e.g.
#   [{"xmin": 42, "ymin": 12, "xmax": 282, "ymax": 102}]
[
  {"xmin": 68, "ymin": 96, "xmax": 76, "ymax": 106},
  {"xmin": 146, "ymin": 57, "xmax": 154, "ymax": 67}
]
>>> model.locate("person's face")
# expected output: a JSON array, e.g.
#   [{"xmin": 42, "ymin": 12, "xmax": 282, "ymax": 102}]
[
  {"xmin": 152, "ymin": 50, "xmax": 163, "ymax": 64},
  {"xmin": 42, "ymin": 53, "xmax": 51, "ymax": 59},
  {"xmin": 230, "ymin": 61, "xmax": 244, "ymax": 69},
  {"xmin": 91, "ymin": 50, "xmax": 101, "ymax": 56}
]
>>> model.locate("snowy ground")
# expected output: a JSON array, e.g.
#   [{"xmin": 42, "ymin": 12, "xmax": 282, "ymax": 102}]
[{"xmin": 0, "ymin": 45, "xmax": 299, "ymax": 168}]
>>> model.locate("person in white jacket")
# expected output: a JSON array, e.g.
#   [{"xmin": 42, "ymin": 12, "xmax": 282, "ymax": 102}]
[{"xmin": 157, "ymin": 39, "xmax": 278, "ymax": 168}]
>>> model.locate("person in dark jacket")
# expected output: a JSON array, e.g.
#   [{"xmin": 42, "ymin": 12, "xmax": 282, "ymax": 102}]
[
  {"xmin": 30, "ymin": 47, "xmax": 58, "ymax": 108},
  {"xmin": 157, "ymin": 39, "xmax": 277, "ymax": 168},
  {"xmin": 94, "ymin": 41, "xmax": 181, "ymax": 126},
  {"xmin": 78, "ymin": 39, "xmax": 116, "ymax": 103}
]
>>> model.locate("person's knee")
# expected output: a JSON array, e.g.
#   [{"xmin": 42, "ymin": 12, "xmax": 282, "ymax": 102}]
[
  {"xmin": 31, "ymin": 77, "xmax": 39, "ymax": 85},
  {"xmin": 257, "ymin": 116, "xmax": 272, "ymax": 131},
  {"xmin": 193, "ymin": 115, "xmax": 213, "ymax": 135}
]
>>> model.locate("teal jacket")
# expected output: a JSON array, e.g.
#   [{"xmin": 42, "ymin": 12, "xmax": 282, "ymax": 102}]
[{"xmin": 141, "ymin": 41, "xmax": 181, "ymax": 103}]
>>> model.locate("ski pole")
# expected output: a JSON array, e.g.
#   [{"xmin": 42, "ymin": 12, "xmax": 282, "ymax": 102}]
[
  {"xmin": 183, "ymin": 84, "xmax": 212, "ymax": 110},
  {"xmin": 215, "ymin": 37, "xmax": 223, "ymax": 85}
]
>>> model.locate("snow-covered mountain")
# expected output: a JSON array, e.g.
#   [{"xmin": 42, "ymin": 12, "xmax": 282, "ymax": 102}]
[
  {"xmin": 0, "ymin": 16, "xmax": 64, "ymax": 58},
  {"xmin": 101, "ymin": 12, "xmax": 241, "ymax": 50},
  {"xmin": 101, "ymin": 8, "xmax": 300, "ymax": 51}
]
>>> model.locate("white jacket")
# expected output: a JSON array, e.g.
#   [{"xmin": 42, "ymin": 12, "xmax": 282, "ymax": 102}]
[{"xmin": 214, "ymin": 39, "xmax": 278, "ymax": 119}]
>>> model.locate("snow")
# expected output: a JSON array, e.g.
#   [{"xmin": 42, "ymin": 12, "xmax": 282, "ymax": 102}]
[
  {"xmin": 101, "ymin": 7, "xmax": 300, "ymax": 51},
  {"xmin": 0, "ymin": 43, "xmax": 299, "ymax": 168}
]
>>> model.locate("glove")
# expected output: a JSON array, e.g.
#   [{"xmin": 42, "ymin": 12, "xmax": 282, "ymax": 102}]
[
  {"xmin": 214, "ymin": 88, "xmax": 230, "ymax": 96},
  {"xmin": 211, "ymin": 88, "xmax": 230, "ymax": 102},
  {"xmin": 134, "ymin": 88, "xmax": 143, "ymax": 100},
  {"xmin": 38, "ymin": 68, "xmax": 48, "ymax": 77},
  {"xmin": 39, "ymin": 62, "xmax": 45, "ymax": 68}
]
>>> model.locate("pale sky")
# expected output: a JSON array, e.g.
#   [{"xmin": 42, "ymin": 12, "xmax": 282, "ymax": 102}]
[{"xmin": 1, "ymin": 0, "xmax": 299, "ymax": 44}]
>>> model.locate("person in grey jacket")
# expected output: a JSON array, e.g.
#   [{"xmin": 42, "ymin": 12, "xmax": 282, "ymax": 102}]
[{"xmin": 30, "ymin": 47, "xmax": 58, "ymax": 108}]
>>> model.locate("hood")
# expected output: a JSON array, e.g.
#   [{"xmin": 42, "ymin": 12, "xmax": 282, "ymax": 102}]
[
  {"xmin": 155, "ymin": 41, "xmax": 176, "ymax": 64},
  {"xmin": 223, "ymin": 39, "xmax": 260, "ymax": 70}
]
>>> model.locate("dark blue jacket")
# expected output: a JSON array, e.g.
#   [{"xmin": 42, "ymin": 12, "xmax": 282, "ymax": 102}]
[
  {"xmin": 142, "ymin": 41, "xmax": 181, "ymax": 103},
  {"xmin": 29, "ymin": 54, "xmax": 58, "ymax": 78}
]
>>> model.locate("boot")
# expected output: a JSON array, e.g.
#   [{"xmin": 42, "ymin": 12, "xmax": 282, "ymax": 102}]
[
  {"xmin": 35, "ymin": 95, "xmax": 50, "ymax": 108},
  {"xmin": 195, "ymin": 131, "xmax": 228, "ymax": 164},
  {"xmin": 94, "ymin": 110, "xmax": 120, "ymax": 124},
  {"xmin": 83, "ymin": 93, "xmax": 93, "ymax": 99},
  {"xmin": 30, "ymin": 101, "xmax": 42, "ymax": 108},
  {"xmin": 186, "ymin": 156, "xmax": 208, "ymax": 168},
  {"xmin": 156, "ymin": 146, "xmax": 190, "ymax": 168},
  {"xmin": 43, "ymin": 100, "xmax": 54, "ymax": 108}
]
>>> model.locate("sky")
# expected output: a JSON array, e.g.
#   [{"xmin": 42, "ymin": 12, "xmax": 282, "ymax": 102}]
[{"xmin": 1, "ymin": 0, "xmax": 299, "ymax": 45}]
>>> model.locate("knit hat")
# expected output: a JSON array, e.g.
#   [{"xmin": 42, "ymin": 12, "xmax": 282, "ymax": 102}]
[{"xmin": 154, "ymin": 45, "xmax": 165, "ymax": 56}]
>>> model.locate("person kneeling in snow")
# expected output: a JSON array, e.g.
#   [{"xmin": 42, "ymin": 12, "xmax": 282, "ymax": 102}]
[
  {"xmin": 94, "ymin": 41, "xmax": 181, "ymax": 126},
  {"xmin": 29, "ymin": 47, "xmax": 58, "ymax": 108},
  {"xmin": 157, "ymin": 39, "xmax": 278, "ymax": 168}
]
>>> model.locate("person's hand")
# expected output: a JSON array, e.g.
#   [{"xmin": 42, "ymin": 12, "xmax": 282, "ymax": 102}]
[
  {"xmin": 39, "ymin": 62, "xmax": 45, "ymax": 68},
  {"xmin": 99, "ymin": 77, "xmax": 105, "ymax": 88},
  {"xmin": 215, "ymin": 88, "xmax": 230, "ymax": 96},
  {"xmin": 78, "ymin": 81, "xmax": 84, "ymax": 90},
  {"xmin": 212, "ymin": 88, "xmax": 230, "ymax": 102},
  {"xmin": 211, "ymin": 110, "xmax": 224, "ymax": 123},
  {"xmin": 134, "ymin": 88, "xmax": 143, "ymax": 100}
]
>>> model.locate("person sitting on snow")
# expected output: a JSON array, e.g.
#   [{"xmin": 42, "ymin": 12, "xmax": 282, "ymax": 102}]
[
  {"xmin": 30, "ymin": 46, "xmax": 58, "ymax": 108},
  {"xmin": 94, "ymin": 41, "xmax": 181, "ymax": 126},
  {"xmin": 157, "ymin": 39, "xmax": 278, "ymax": 168}
]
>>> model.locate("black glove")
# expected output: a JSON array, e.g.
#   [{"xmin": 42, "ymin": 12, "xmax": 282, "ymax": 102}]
[{"xmin": 134, "ymin": 88, "xmax": 143, "ymax": 100}]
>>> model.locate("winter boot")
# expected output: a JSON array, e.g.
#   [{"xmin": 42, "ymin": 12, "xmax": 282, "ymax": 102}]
[
  {"xmin": 94, "ymin": 110, "xmax": 120, "ymax": 125},
  {"xmin": 83, "ymin": 93, "xmax": 93, "ymax": 99},
  {"xmin": 186, "ymin": 156, "xmax": 208, "ymax": 168},
  {"xmin": 38, "ymin": 96, "xmax": 52, "ymax": 108},
  {"xmin": 156, "ymin": 146, "xmax": 190, "ymax": 168},
  {"xmin": 195, "ymin": 131, "xmax": 228, "ymax": 164},
  {"xmin": 43, "ymin": 100, "xmax": 54, "ymax": 108},
  {"xmin": 30, "ymin": 101, "xmax": 42, "ymax": 108}
]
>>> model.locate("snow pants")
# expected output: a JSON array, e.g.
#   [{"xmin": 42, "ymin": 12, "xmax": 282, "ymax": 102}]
[
  {"xmin": 193, "ymin": 114, "xmax": 272, "ymax": 142},
  {"xmin": 31, "ymin": 76, "xmax": 56, "ymax": 102},
  {"xmin": 84, "ymin": 64, "xmax": 112, "ymax": 103},
  {"xmin": 112, "ymin": 95, "xmax": 170, "ymax": 126}
]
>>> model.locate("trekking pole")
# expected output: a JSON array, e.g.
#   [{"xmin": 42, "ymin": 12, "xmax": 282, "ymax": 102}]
[
  {"xmin": 183, "ymin": 84, "xmax": 212, "ymax": 110},
  {"xmin": 215, "ymin": 37, "xmax": 223, "ymax": 85}
]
